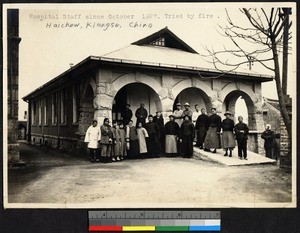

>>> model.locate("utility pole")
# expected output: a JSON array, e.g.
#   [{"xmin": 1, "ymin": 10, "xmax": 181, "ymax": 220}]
[{"xmin": 281, "ymin": 7, "xmax": 292, "ymax": 96}]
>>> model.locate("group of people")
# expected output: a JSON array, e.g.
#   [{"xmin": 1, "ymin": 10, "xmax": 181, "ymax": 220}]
[{"xmin": 84, "ymin": 101, "xmax": 277, "ymax": 163}]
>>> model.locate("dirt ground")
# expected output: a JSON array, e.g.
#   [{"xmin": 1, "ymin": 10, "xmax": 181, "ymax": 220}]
[{"xmin": 7, "ymin": 142, "xmax": 292, "ymax": 207}]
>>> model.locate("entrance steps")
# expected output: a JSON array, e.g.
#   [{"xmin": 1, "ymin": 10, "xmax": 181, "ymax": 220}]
[{"xmin": 193, "ymin": 147, "xmax": 277, "ymax": 166}]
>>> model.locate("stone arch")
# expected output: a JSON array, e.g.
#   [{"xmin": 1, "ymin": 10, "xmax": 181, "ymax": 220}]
[
  {"xmin": 111, "ymin": 82, "xmax": 163, "ymax": 125},
  {"xmin": 222, "ymin": 90, "xmax": 257, "ymax": 130},
  {"xmin": 112, "ymin": 73, "xmax": 163, "ymax": 96},
  {"xmin": 171, "ymin": 79, "xmax": 214, "ymax": 101}
]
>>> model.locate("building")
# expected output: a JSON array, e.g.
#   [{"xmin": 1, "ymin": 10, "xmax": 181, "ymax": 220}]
[
  {"xmin": 7, "ymin": 9, "xmax": 22, "ymax": 164},
  {"xmin": 23, "ymin": 27, "xmax": 273, "ymax": 154}
]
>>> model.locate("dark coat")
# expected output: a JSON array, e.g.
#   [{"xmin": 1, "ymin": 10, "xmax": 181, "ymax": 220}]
[
  {"xmin": 153, "ymin": 115, "xmax": 164, "ymax": 137},
  {"xmin": 135, "ymin": 107, "xmax": 148, "ymax": 125},
  {"xmin": 100, "ymin": 125, "xmax": 113, "ymax": 144},
  {"xmin": 195, "ymin": 114, "xmax": 209, "ymax": 131},
  {"xmin": 234, "ymin": 122, "xmax": 249, "ymax": 140},
  {"xmin": 180, "ymin": 121, "xmax": 195, "ymax": 138},
  {"xmin": 208, "ymin": 114, "xmax": 222, "ymax": 132},
  {"xmin": 121, "ymin": 108, "xmax": 133, "ymax": 125},
  {"xmin": 165, "ymin": 121, "xmax": 179, "ymax": 136},
  {"xmin": 221, "ymin": 118, "xmax": 234, "ymax": 131},
  {"xmin": 261, "ymin": 130, "xmax": 275, "ymax": 148}
]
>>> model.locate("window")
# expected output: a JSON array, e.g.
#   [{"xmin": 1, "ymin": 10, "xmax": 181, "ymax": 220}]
[
  {"xmin": 31, "ymin": 102, "xmax": 36, "ymax": 125},
  {"xmin": 60, "ymin": 90, "xmax": 67, "ymax": 124},
  {"xmin": 38, "ymin": 99, "xmax": 42, "ymax": 125},
  {"xmin": 150, "ymin": 37, "xmax": 165, "ymax": 46},
  {"xmin": 52, "ymin": 92, "xmax": 57, "ymax": 124},
  {"xmin": 44, "ymin": 97, "xmax": 47, "ymax": 125},
  {"xmin": 72, "ymin": 85, "xmax": 79, "ymax": 123}
]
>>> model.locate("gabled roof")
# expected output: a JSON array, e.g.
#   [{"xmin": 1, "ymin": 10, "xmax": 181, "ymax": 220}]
[
  {"xmin": 132, "ymin": 27, "xmax": 198, "ymax": 54},
  {"xmin": 263, "ymin": 97, "xmax": 281, "ymax": 114}
]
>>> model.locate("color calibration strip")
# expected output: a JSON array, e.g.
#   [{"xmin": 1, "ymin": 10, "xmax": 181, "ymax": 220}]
[{"xmin": 88, "ymin": 211, "xmax": 221, "ymax": 231}]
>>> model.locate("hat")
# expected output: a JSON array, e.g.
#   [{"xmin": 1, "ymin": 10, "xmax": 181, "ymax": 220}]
[
  {"xmin": 224, "ymin": 111, "xmax": 231, "ymax": 116},
  {"xmin": 184, "ymin": 102, "xmax": 190, "ymax": 107},
  {"xmin": 176, "ymin": 103, "xmax": 181, "ymax": 106},
  {"xmin": 266, "ymin": 124, "xmax": 271, "ymax": 129},
  {"xmin": 148, "ymin": 114, "xmax": 154, "ymax": 118}
]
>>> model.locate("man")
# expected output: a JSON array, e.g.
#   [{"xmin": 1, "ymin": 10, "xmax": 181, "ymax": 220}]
[
  {"xmin": 182, "ymin": 102, "xmax": 193, "ymax": 119},
  {"xmin": 192, "ymin": 104, "xmax": 201, "ymax": 125},
  {"xmin": 173, "ymin": 103, "xmax": 183, "ymax": 127},
  {"xmin": 261, "ymin": 124, "xmax": 275, "ymax": 159},
  {"xmin": 144, "ymin": 115, "xmax": 161, "ymax": 157},
  {"xmin": 221, "ymin": 111, "xmax": 235, "ymax": 157},
  {"xmin": 195, "ymin": 108, "xmax": 209, "ymax": 149},
  {"xmin": 135, "ymin": 103, "xmax": 148, "ymax": 127},
  {"xmin": 234, "ymin": 116, "xmax": 249, "ymax": 160},
  {"xmin": 164, "ymin": 114, "xmax": 180, "ymax": 156},
  {"xmin": 84, "ymin": 120, "xmax": 101, "ymax": 162},
  {"xmin": 179, "ymin": 115, "xmax": 195, "ymax": 158},
  {"xmin": 204, "ymin": 108, "xmax": 221, "ymax": 153},
  {"xmin": 121, "ymin": 104, "xmax": 132, "ymax": 126},
  {"xmin": 153, "ymin": 111, "xmax": 165, "ymax": 153}
]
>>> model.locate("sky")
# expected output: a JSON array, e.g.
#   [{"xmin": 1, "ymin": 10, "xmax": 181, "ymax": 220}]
[{"xmin": 4, "ymin": 3, "xmax": 295, "ymax": 120}]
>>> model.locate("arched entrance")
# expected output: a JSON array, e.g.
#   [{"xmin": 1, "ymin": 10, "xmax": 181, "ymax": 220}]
[
  {"xmin": 222, "ymin": 90, "xmax": 256, "ymax": 130},
  {"xmin": 222, "ymin": 90, "xmax": 258, "ymax": 152},
  {"xmin": 112, "ymin": 83, "xmax": 162, "ymax": 125},
  {"xmin": 173, "ymin": 87, "xmax": 212, "ymax": 112}
]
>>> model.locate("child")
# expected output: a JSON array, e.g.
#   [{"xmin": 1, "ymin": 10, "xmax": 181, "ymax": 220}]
[{"xmin": 84, "ymin": 120, "xmax": 101, "ymax": 162}]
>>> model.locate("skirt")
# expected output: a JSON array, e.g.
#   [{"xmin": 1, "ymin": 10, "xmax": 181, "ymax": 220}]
[
  {"xmin": 204, "ymin": 127, "xmax": 221, "ymax": 149},
  {"xmin": 165, "ymin": 135, "xmax": 177, "ymax": 154},
  {"xmin": 222, "ymin": 131, "xmax": 235, "ymax": 149}
]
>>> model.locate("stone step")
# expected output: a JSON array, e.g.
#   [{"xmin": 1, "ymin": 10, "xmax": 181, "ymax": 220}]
[{"xmin": 193, "ymin": 147, "xmax": 277, "ymax": 166}]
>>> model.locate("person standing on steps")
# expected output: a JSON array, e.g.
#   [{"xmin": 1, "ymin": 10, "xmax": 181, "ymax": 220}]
[
  {"xmin": 234, "ymin": 116, "xmax": 249, "ymax": 160},
  {"xmin": 221, "ymin": 111, "xmax": 235, "ymax": 157},
  {"xmin": 204, "ymin": 108, "xmax": 221, "ymax": 153},
  {"xmin": 173, "ymin": 103, "xmax": 183, "ymax": 127},
  {"xmin": 121, "ymin": 104, "xmax": 133, "ymax": 126},
  {"xmin": 195, "ymin": 108, "xmax": 209, "ymax": 149},
  {"xmin": 135, "ymin": 102, "xmax": 148, "ymax": 127}
]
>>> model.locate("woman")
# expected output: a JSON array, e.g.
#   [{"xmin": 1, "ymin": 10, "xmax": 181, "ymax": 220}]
[
  {"xmin": 84, "ymin": 120, "xmax": 101, "ymax": 162},
  {"xmin": 179, "ymin": 115, "xmax": 195, "ymax": 158},
  {"xmin": 137, "ymin": 122, "xmax": 149, "ymax": 157},
  {"xmin": 111, "ymin": 121, "xmax": 121, "ymax": 162},
  {"xmin": 125, "ymin": 120, "xmax": 140, "ymax": 159},
  {"xmin": 118, "ymin": 122, "xmax": 126, "ymax": 160},
  {"xmin": 100, "ymin": 118, "xmax": 113, "ymax": 163}
]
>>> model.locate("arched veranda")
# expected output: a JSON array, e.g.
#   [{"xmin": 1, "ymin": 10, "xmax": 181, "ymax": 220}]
[
  {"xmin": 173, "ymin": 87, "xmax": 212, "ymax": 112},
  {"xmin": 112, "ymin": 83, "xmax": 162, "ymax": 125}
]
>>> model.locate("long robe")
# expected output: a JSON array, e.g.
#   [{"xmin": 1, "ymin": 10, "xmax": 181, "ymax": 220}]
[
  {"xmin": 165, "ymin": 121, "xmax": 179, "ymax": 154},
  {"xmin": 144, "ymin": 121, "xmax": 161, "ymax": 155},
  {"xmin": 112, "ymin": 127, "xmax": 121, "ymax": 156},
  {"xmin": 126, "ymin": 125, "xmax": 139, "ymax": 158},
  {"xmin": 137, "ymin": 127, "xmax": 149, "ymax": 154},
  {"xmin": 153, "ymin": 115, "xmax": 165, "ymax": 152},
  {"xmin": 118, "ymin": 128, "xmax": 126, "ymax": 157},
  {"xmin": 221, "ymin": 118, "xmax": 235, "ymax": 149},
  {"xmin": 100, "ymin": 124, "xmax": 113, "ymax": 157},
  {"xmin": 195, "ymin": 113, "xmax": 209, "ymax": 146},
  {"xmin": 204, "ymin": 114, "xmax": 221, "ymax": 149},
  {"xmin": 180, "ymin": 121, "xmax": 195, "ymax": 157},
  {"xmin": 84, "ymin": 125, "xmax": 101, "ymax": 149}
]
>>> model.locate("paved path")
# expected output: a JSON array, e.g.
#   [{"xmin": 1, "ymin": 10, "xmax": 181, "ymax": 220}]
[
  {"xmin": 7, "ymin": 142, "xmax": 292, "ymax": 208},
  {"xmin": 193, "ymin": 148, "xmax": 277, "ymax": 166}
]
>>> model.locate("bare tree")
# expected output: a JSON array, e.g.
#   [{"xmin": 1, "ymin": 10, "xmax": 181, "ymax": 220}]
[{"xmin": 202, "ymin": 8, "xmax": 292, "ymax": 151}]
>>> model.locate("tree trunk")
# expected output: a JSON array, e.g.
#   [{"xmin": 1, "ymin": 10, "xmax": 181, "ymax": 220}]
[{"xmin": 271, "ymin": 39, "xmax": 292, "ymax": 142}]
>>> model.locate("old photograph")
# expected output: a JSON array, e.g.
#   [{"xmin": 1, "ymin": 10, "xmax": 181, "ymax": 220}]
[{"xmin": 3, "ymin": 2, "xmax": 296, "ymax": 208}]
